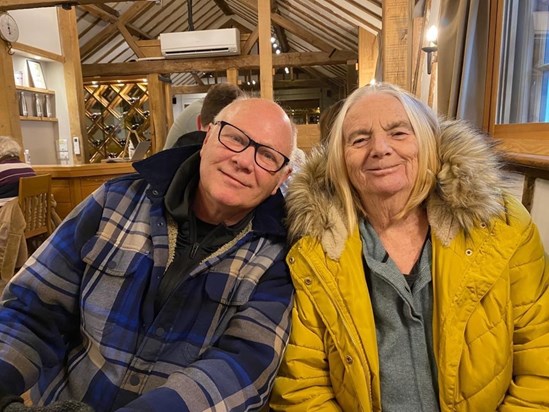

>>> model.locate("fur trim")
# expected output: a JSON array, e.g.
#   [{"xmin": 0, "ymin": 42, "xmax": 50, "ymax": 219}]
[
  {"xmin": 427, "ymin": 120, "xmax": 506, "ymax": 245},
  {"xmin": 286, "ymin": 120, "xmax": 509, "ymax": 257},
  {"xmin": 285, "ymin": 146, "xmax": 349, "ymax": 259}
]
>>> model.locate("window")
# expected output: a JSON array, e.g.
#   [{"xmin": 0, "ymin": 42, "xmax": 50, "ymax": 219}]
[{"xmin": 497, "ymin": 0, "xmax": 549, "ymax": 123}]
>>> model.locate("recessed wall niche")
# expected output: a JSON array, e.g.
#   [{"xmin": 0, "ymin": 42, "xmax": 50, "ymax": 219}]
[{"xmin": 84, "ymin": 80, "xmax": 151, "ymax": 163}]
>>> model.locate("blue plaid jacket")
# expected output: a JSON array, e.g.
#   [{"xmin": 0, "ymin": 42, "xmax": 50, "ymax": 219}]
[{"xmin": 0, "ymin": 147, "xmax": 294, "ymax": 411}]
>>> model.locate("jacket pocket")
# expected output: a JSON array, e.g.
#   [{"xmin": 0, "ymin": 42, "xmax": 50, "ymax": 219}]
[
  {"xmin": 81, "ymin": 235, "xmax": 147, "ymax": 276},
  {"xmin": 79, "ymin": 235, "xmax": 150, "ymax": 343}
]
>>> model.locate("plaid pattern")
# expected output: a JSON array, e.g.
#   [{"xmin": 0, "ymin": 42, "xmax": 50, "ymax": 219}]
[{"xmin": 0, "ymin": 149, "xmax": 293, "ymax": 412}]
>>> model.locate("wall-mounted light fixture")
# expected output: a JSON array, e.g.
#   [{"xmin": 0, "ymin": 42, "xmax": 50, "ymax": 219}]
[{"xmin": 421, "ymin": 25, "xmax": 438, "ymax": 75}]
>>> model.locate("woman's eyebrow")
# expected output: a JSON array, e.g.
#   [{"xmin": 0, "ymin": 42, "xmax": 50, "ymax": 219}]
[
  {"xmin": 346, "ymin": 127, "xmax": 372, "ymax": 142},
  {"xmin": 382, "ymin": 120, "xmax": 412, "ymax": 131}
]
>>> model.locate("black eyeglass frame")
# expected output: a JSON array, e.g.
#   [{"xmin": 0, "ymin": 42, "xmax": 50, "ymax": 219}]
[{"xmin": 215, "ymin": 120, "xmax": 290, "ymax": 172}]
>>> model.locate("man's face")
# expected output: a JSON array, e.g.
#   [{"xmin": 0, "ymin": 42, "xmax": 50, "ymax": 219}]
[{"xmin": 196, "ymin": 99, "xmax": 293, "ymax": 224}]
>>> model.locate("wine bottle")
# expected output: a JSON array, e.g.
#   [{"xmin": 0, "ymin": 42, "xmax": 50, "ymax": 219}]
[
  {"xmin": 35, "ymin": 93, "xmax": 43, "ymax": 117},
  {"xmin": 19, "ymin": 91, "xmax": 28, "ymax": 116}
]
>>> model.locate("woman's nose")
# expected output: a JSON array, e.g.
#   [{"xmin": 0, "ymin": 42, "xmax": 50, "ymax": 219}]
[{"xmin": 370, "ymin": 134, "xmax": 392, "ymax": 157}]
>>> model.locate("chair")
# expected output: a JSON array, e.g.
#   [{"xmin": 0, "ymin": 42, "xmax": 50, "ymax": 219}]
[{"xmin": 18, "ymin": 174, "xmax": 52, "ymax": 244}]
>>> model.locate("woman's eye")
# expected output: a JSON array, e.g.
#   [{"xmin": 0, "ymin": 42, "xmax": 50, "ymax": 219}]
[
  {"xmin": 392, "ymin": 130, "xmax": 409, "ymax": 138},
  {"xmin": 351, "ymin": 137, "xmax": 368, "ymax": 146}
]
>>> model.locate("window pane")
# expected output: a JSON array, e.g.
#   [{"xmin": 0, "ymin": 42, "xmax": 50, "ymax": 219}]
[{"xmin": 497, "ymin": 0, "xmax": 549, "ymax": 124}]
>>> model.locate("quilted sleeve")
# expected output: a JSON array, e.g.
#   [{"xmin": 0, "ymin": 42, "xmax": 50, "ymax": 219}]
[{"xmin": 499, "ymin": 201, "xmax": 549, "ymax": 411}]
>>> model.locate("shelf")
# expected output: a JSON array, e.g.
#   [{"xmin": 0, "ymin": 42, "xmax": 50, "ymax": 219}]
[
  {"xmin": 16, "ymin": 85, "xmax": 56, "ymax": 95},
  {"xmin": 20, "ymin": 116, "xmax": 58, "ymax": 122}
]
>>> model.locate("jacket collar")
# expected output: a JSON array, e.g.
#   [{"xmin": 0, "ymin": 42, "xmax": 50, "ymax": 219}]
[
  {"xmin": 286, "ymin": 120, "xmax": 508, "ymax": 259},
  {"xmin": 133, "ymin": 145, "xmax": 287, "ymax": 239}
]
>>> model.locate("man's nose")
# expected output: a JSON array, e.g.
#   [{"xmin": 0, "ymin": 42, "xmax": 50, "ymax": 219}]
[{"xmin": 233, "ymin": 145, "xmax": 255, "ymax": 171}]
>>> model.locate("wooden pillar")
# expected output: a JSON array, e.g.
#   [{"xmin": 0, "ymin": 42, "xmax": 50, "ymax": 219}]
[
  {"xmin": 258, "ymin": 0, "xmax": 273, "ymax": 100},
  {"xmin": 164, "ymin": 80, "xmax": 174, "ymax": 130},
  {"xmin": 346, "ymin": 61, "xmax": 358, "ymax": 94},
  {"xmin": 0, "ymin": 41, "xmax": 23, "ymax": 149},
  {"xmin": 147, "ymin": 74, "xmax": 168, "ymax": 152},
  {"xmin": 58, "ymin": 7, "xmax": 87, "ymax": 164},
  {"xmin": 227, "ymin": 67, "xmax": 239, "ymax": 85},
  {"xmin": 358, "ymin": 28, "xmax": 379, "ymax": 87},
  {"xmin": 382, "ymin": 0, "xmax": 413, "ymax": 89}
]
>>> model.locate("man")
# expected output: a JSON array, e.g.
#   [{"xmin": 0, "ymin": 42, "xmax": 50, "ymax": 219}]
[
  {"xmin": 163, "ymin": 83, "xmax": 244, "ymax": 149},
  {"xmin": 0, "ymin": 98, "xmax": 296, "ymax": 412}
]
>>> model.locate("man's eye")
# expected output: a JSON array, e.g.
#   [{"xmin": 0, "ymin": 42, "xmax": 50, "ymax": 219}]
[{"xmin": 227, "ymin": 134, "xmax": 246, "ymax": 145}]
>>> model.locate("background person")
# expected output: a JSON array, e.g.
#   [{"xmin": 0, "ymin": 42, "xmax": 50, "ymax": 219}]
[
  {"xmin": 0, "ymin": 136, "xmax": 35, "ymax": 208},
  {"xmin": 271, "ymin": 83, "xmax": 549, "ymax": 411},
  {"xmin": 164, "ymin": 83, "xmax": 244, "ymax": 149},
  {"xmin": 0, "ymin": 98, "xmax": 296, "ymax": 412},
  {"xmin": 318, "ymin": 99, "xmax": 345, "ymax": 147}
]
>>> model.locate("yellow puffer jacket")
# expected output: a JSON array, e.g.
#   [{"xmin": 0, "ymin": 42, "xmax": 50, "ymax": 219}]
[{"xmin": 271, "ymin": 121, "xmax": 549, "ymax": 411}]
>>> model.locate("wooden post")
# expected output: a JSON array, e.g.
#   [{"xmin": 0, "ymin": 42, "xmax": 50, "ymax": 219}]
[
  {"xmin": 358, "ymin": 27, "xmax": 378, "ymax": 87},
  {"xmin": 0, "ymin": 41, "xmax": 23, "ymax": 149},
  {"xmin": 346, "ymin": 61, "xmax": 358, "ymax": 94},
  {"xmin": 382, "ymin": 0, "xmax": 412, "ymax": 89},
  {"xmin": 258, "ymin": 0, "xmax": 273, "ymax": 100},
  {"xmin": 164, "ymin": 80, "xmax": 174, "ymax": 130},
  {"xmin": 227, "ymin": 67, "xmax": 239, "ymax": 85},
  {"xmin": 58, "ymin": 7, "xmax": 87, "ymax": 163},
  {"xmin": 147, "ymin": 74, "xmax": 168, "ymax": 152}
]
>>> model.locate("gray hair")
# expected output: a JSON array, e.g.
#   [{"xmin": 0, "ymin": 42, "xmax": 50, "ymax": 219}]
[
  {"xmin": 0, "ymin": 136, "xmax": 22, "ymax": 158},
  {"xmin": 326, "ymin": 83, "xmax": 440, "ymax": 230}
]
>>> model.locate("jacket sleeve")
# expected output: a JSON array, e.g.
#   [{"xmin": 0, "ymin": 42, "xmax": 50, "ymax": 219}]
[
  {"xmin": 269, "ymin": 263, "xmax": 343, "ymax": 412},
  {"xmin": 117, "ymin": 258, "xmax": 294, "ymax": 412},
  {"xmin": 499, "ymin": 207, "xmax": 549, "ymax": 411},
  {"xmin": 0, "ymin": 187, "xmax": 105, "ymax": 397}
]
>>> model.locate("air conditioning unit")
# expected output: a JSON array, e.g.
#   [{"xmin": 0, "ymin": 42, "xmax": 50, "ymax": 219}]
[{"xmin": 160, "ymin": 28, "xmax": 240, "ymax": 58}]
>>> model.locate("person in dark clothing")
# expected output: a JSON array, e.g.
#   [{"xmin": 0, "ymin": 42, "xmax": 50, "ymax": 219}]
[
  {"xmin": 0, "ymin": 98, "xmax": 297, "ymax": 412},
  {"xmin": 0, "ymin": 136, "xmax": 35, "ymax": 208},
  {"xmin": 164, "ymin": 83, "xmax": 245, "ymax": 149}
]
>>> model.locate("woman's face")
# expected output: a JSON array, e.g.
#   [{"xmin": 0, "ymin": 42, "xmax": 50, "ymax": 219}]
[{"xmin": 343, "ymin": 93, "xmax": 419, "ymax": 203}]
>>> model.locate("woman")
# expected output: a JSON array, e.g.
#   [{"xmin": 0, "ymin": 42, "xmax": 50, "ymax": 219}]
[
  {"xmin": 0, "ymin": 135, "xmax": 35, "ymax": 207},
  {"xmin": 271, "ymin": 83, "xmax": 549, "ymax": 411}
]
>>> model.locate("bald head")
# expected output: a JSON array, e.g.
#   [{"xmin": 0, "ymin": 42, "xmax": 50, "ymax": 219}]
[{"xmin": 215, "ymin": 98, "xmax": 296, "ymax": 159}]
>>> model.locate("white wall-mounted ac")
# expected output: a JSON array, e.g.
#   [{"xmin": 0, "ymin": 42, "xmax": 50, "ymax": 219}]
[{"xmin": 159, "ymin": 28, "xmax": 240, "ymax": 59}]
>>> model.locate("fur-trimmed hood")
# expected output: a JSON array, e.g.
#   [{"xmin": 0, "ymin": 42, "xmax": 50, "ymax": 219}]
[{"xmin": 285, "ymin": 120, "xmax": 508, "ymax": 259}]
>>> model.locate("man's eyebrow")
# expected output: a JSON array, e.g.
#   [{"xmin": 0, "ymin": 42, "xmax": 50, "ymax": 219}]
[{"xmin": 382, "ymin": 120, "xmax": 412, "ymax": 131}]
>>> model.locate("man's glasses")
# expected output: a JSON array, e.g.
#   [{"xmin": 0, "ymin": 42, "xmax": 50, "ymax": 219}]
[{"xmin": 216, "ymin": 120, "xmax": 290, "ymax": 173}]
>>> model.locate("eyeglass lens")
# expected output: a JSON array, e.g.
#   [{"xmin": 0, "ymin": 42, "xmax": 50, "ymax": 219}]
[{"xmin": 218, "ymin": 122, "xmax": 287, "ymax": 172}]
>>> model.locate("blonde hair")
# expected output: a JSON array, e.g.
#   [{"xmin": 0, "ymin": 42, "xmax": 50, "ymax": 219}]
[{"xmin": 326, "ymin": 83, "xmax": 440, "ymax": 230}]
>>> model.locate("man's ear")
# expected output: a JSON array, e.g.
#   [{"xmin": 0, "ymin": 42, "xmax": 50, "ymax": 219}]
[
  {"xmin": 200, "ymin": 125, "xmax": 213, "ymax": 156},
  {"xmin": 271, "ymin": 166, "xmax": 292, "ymax": 195},
  {"xmin": 197, "ymin": 114, "xmax": 205, "ymax": 131}
]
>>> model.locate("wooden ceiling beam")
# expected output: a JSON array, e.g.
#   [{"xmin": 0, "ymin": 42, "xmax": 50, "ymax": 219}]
[
  {"xmin": 241, "ymin": 26, "xmax": 259, "ymax": 55},
  {"xmin": 239, "ymin": 0, "xmax": 336, "ymax": 54},
  {"xmin": 213, "ymin": 0, "xmax": 233, "ymax": 15},
  {"xmin": 271, "ymin": 2, "xmax": 289, "ymax": 53},
  {"xmin": 80, "ymin": 1, "xmax": 153, "ymax": 60},
  {"xmin": 80, "ymin": 4, "xmax": 117, "ymax": 23},
  {"xmin": 82, "ymin": 50, "xmax": 357, "ymax": 78},
  {"xmin": 0, "ymin": 0, "xmax": 142, "ymax": 11},
  {"xmin": 94, "ymin": 2, "xmax": 118, "ymax": 16}
]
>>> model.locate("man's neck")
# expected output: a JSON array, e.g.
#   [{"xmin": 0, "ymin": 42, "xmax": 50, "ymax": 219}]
[{"xmin": 192, "ymin": 189, "xmax": 252, "ymax": 226}]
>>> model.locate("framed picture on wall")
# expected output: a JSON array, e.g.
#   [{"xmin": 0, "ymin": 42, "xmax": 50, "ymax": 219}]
[{"xmin": 27, "ymin": 60, "xmax": 46, "ymax": 89}]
